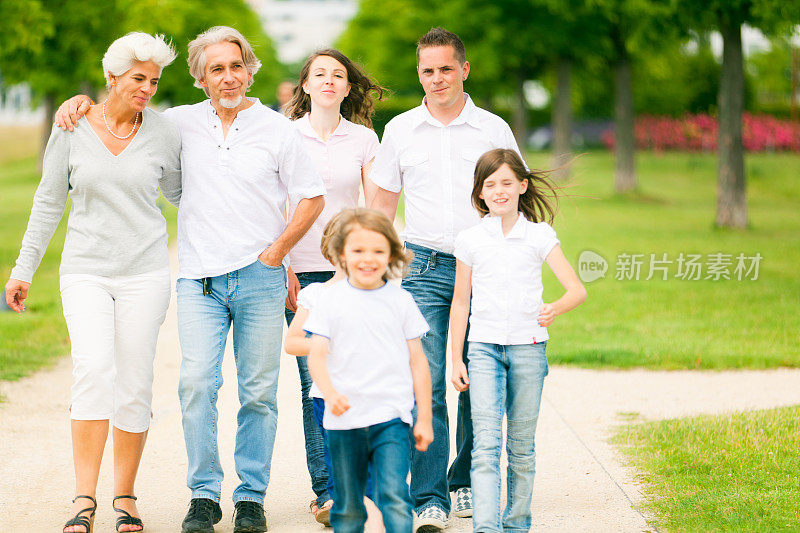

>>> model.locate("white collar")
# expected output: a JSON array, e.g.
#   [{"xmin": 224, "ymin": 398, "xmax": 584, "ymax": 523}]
[
  {"xmin": 480, "ymin": 212, "xmax": 527, "ymax": 240},
  {"xmin": 411, "ymin": 93, "xmax": 481, "ymax": 129},
  {"xmin": 296, "ymin": 112, "xmax": 352, "ymax": 141},
  {"xmin": 205, "ymin": 97, "xmax": 262, "ymax": 125}
]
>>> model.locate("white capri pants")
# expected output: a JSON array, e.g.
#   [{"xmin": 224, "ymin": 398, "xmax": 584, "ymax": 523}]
[{"xmin": 60, "ymin": 268, "xmax": 171, "ymax": 433}]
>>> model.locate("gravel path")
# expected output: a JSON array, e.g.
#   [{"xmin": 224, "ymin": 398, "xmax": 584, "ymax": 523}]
[{"xmin": 3, "ymin": 255, "xmax": 800, "ymax": 532}]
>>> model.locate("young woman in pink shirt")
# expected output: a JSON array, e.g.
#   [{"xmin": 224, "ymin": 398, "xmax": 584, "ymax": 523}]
[{"xmin": 284, "ymin": 49, "xmax": 385, "ymax": 526}]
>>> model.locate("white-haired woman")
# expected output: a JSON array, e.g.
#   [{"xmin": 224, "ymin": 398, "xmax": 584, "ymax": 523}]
[{"xmin": 4, "ymin": 32, "xmax": 181, "ymax": 533}]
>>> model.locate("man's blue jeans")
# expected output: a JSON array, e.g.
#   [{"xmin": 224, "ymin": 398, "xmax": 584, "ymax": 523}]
[
  {"xmin": 402, "ymin": 242, "xmax": 472, "ymax": 514},
  {"xmin": 286, "ymin": 270, "xmax": 334, "ymax": 507},
  {"xmin": 177, "ymin": 260, "xmax": 286, "ymax": 504},
  {"xmin": 327, "ymin": 418, "xmax": 413, "ymax": 533},
  {"xmin": 468, "ymin": 342, "xmax": 548, "ymax": 532}
]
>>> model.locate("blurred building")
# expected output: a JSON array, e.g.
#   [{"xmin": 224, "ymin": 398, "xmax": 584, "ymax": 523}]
[
  {"xmin": 246, "ymin": 0, "xmax": 357, "ymax": 64},
  {"xmin": 0, "ymin": 83, "xmax": 44, "ymax": 125}
]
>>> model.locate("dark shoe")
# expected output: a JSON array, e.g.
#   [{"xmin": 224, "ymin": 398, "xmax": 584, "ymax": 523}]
[
  {"xmin": 182, "ymin": 498, "xmax": 222, "ymax": 533},
  {"xmin": 113, "ymin": 495, "xmax": 143, "ymax": 532},
  {"xmin": 63, "ymin": 495, "xmax": 97, "ymax": 533},
  {"xmin": 234, "ymin": 500, "xmax": 267, "ymax": 533}
]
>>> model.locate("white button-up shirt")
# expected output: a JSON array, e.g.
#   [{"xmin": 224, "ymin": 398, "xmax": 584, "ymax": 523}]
[
  {"xmin": 164, "ymin": 99, "xmax": 325, "ymax": 279},
  {"xmin": 289, "ymin": 114, "xmax": 379, "ymax": 272},
  {"xmin": 454, "ymin": 214, "xmax": 560, "ymax": 345},
  {"xmin": 369, "ymin": 94, "xmax": 521, "ymax": 253}
]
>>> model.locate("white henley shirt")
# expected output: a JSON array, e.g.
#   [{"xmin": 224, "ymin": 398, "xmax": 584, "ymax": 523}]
[{"xmin": 164, "ymin": 98, "xmax": 325, "ymax": 279}]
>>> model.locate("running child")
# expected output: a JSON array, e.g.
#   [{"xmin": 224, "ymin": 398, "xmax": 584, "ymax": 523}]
[
  {"xmin": 285, "ymin": 212, "xmax": 384, "ymax": 530},
  {"xmin": 304, "ymin": 208, "xmax": 434, "ymax": 533},
  {"xmin": 449, "ymin": 149, "xmax": 586, "ymax": 532}
]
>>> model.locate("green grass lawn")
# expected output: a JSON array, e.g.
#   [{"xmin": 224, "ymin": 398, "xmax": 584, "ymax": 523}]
[
  {"xmin": 526, "ymin": 151, "xmax": 800, "ymax": 369},
  {"xmin": 1, "ymin": 147, "xmax": 798, "ymax": 380},
  {"xmin": 615, "ymin": 406, "xmax": 800, "ymax": 531}
]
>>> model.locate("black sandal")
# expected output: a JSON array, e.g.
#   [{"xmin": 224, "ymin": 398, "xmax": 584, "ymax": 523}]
[
  {"xmin": 63, "ymin": 495, "xmax": 97, "ymax": 533},
  {"xmin": 113, "ymin": 495, "xmax": 144, "ymax": 532}
]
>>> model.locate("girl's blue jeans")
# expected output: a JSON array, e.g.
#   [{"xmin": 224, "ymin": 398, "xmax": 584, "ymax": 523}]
[
  {"xmin": 468, "ymin": 341, "xmax": 548, "ymax": 533},
  {"xmin": 327, "ymin": 418, "xmax": 413, "ymax": 533}
]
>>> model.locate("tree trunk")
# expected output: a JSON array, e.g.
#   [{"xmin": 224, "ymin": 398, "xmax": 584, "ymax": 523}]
[
  {"xmin": 716, "ymin": 15, "xmax": 747, "ymax": 228},
  {"xmin": 551, "ymin": 57, "xmax": 572, "ymax": 180},
  {"xmin": 511, "ymin": 71, "xmax": 528, "ymax": 150},
  {"xmin": 38, "ymin": 94, "xmax": 55, "ymax": 172},
  {"xmin": 614, "ymin": 52, "xmax": 636, "ymax": 193}
]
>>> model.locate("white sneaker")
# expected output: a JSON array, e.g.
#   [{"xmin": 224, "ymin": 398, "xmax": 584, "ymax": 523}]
[
  {"xmin": 413, "ymin": 506, "xmax": 450, "ymax": 532},
  {"xmin": 452, "ymin": 487, "xmax": 473, "ymax": 518}
]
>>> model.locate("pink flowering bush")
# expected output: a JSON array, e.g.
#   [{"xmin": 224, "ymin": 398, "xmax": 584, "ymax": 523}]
[{"xmin": 602, "ymin": 114, "xmax": 800, "ymax": 152}]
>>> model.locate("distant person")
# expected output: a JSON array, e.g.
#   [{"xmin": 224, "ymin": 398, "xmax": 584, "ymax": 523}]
[
  {"xmin": 305, "ymin": 208, "xmax": 433, "ymax": 533},
  {"xmin": 283, "ymin": 47, "xmax": 384, "ymax": 525},
  {"xmin": 273, "ymin": 80, "xmax": 295, "ymax": 115},
  {"xmin": 5, "ymin": 32, "xmax": 181, "ymax": 533},
  {"xmin": 54, "ymin": 26, "xmax": 325, "ymax": 533},
  {"xmin": 368, "ymin": 27, "xmax": 525, "ymax": 532},
  {"xmin": 449, "ymin": 148, "xmax": 586, "ymax": 532}
]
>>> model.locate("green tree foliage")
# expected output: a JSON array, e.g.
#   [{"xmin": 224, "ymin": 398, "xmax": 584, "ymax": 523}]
[
  {"xmin": 1, "ymin": 0, "xmax": 123, "ymax": 104},
  {"xmin": 0, "ymin": 0, "xmax": 282, "ymax": 163},
  {"xmin": 748, "ymin": 36, "xmax": 800, "ymax": 117},
  {"xmin": 117, "ymin": 0, "xmax": 283, "ymax": 106},
  {"xmin": 0, "ymin": 0, "xmax": 51, "ymax": 62},
  {"xmin": 339, "ymin": 0, "xmax": 554, "ymax": 142}
]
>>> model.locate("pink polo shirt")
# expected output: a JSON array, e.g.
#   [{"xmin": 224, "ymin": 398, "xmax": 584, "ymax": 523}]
[{"xmin": 288, "ymin": 113, "xmax": 380, "ymax": 272}]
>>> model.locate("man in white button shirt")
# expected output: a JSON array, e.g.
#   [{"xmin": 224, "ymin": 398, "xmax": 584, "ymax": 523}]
[
  {"xmin": 54, "ymin": 26, "xmax": 324, "ymax": 533},
  {"xmin": 369, "ymin": 27, "xmax": 524, "ymax": 532}
]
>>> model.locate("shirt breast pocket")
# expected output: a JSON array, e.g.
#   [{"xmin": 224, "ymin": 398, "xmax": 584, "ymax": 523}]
[
  {"xmin": 399, "ymin": 151, "xmax": 429, "ymax": 188},
  {"xmin": 461, "ymin": 146, "xmax": 490, "ymax": 175}
]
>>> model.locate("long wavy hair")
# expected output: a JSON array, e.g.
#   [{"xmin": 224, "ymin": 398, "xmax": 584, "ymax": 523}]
[
  {"xmin": 287, "ymin": 49, "xmax": 385, "ymax": 128},
  {"xmin": 471, "ymin": 149, "xmax": 559, "ymax": 224}
]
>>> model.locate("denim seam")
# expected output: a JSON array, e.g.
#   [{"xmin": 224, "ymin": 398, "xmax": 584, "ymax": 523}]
[
  {"xmin": 205, "ymin": 311, "xmax": 226, "ymax": 494},
  {"xmin": 191, "ymin": 490, "xmax": 221, "ymax": 503},
  {"xmin": 233, "ymin": 495, "xmax": 264, "ymax": 504}
]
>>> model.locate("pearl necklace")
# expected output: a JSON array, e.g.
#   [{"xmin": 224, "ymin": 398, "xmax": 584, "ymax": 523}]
[{"xmin": 102, "ymin": 100, "xmax": 139, "ymax": 140}]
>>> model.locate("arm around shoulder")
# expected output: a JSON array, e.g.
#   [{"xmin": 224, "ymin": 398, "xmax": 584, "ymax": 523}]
[{"xmin": 158, "ymin": 115, "xmax": 182, "ymax": 207}]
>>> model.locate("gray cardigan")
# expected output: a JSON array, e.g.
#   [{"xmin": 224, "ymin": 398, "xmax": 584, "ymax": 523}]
[{"xmin": 10, "ymin": 107, "xmax": 182, "ymax": 283}]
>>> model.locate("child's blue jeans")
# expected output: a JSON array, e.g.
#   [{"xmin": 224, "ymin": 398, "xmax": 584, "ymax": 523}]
[
  {"xmin": 327, "ymin": 418, "xmax": 413, "ymax": 533},
  {"xmin": 468, "ymin": 341, "xmax": 548, "ymax": 533},
  {"xmin": 312, "ymin": 397, "xmax": 374, "ymax": 502}
]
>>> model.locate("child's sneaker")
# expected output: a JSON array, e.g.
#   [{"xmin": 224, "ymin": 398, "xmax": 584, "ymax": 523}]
[
  {"xmin": 452, "ymin": 487, "xmax": 473, "ymax": 518},
  {"xmin": 413, "ymin": 506, "xmax": 450, "ymax": 532}
]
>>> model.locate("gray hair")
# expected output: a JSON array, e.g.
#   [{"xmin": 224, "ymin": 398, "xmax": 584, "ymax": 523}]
[
  {"xmin": 188, "ymin": 26, "xmax": 262, "ymax": 96},
  {"xmin": 102, "ymin": 32, "xmax": 177, "ymax": 87}
]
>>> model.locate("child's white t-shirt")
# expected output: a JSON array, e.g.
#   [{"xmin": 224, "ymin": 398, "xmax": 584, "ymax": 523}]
[
  {"xmin": 303, "ymin": 279, "xmax": 429, "ymax": 430},
  {"xmin": 454, "ymin": 213, "xmax": 560, "ymax": 345},
  {"xmin": 296, "ymin": 282, "xmax": 326, "ymax": 400}
]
